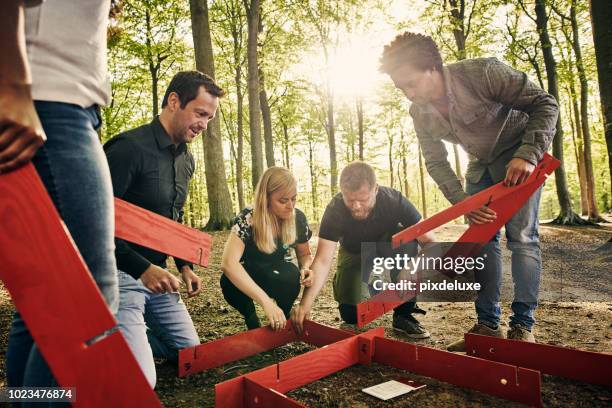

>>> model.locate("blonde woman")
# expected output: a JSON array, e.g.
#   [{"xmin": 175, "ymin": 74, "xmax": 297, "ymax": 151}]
[{"xmin": 221, "ymin": 167, "xmax": 313, "ymax": 331}]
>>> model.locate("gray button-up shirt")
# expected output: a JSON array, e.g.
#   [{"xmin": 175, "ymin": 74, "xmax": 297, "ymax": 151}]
[{"xmin": 409, "ymin": 57, "xmax": 559, "ymax": 204}]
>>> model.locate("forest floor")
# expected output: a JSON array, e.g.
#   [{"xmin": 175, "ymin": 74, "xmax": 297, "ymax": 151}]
[{"xmin": 0, "ymin": 219, "xmax": 610, "ymax": 407}]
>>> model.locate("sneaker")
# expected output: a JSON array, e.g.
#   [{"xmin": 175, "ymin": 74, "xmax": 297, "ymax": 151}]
[
  {"xmin": 507, "ymin": 324, "xmax": 535, "ymax": 342},
  {"xmin": 392, "ymin": 315, "xmax": 431, "ymax": 339},
  {"xmin": 447, "ymin": 323, "xmax": 504, "ymax": 352}
]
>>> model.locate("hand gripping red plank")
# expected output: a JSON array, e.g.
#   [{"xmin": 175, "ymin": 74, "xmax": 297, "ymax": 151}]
[
  {"xmin": 356, "ymin": 153, "xmax": 560, "ymax": 327},
  {"xmin": 115, "ymin": 197, "xmax": 212, "ymax": 267},
  {"xmin": 0, "ymin": 164, "xmax": 162, "ymax": 407}
]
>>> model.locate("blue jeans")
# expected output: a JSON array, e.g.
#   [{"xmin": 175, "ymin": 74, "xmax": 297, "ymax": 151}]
[
  {"xmin": 115, "ymin": 270, "xmax": 199, "ymax": 388},
  {"xmin": 466, "ymin": 170, "xmax": 542, "ymax": 330},
  {"xmin": 6, "ymin": 102, "xmax": 119, "ymax": 400}
]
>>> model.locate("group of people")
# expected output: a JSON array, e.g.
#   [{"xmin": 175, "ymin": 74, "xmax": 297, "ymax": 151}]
[{"xmin": 1, "ymin": 0, "xmax": 558, "ymax": 398}]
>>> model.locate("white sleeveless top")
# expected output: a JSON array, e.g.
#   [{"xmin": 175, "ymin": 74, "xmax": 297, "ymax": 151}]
[{"xmin": 25, "ymin": 0, "xmax": 111, "ymax": 108}]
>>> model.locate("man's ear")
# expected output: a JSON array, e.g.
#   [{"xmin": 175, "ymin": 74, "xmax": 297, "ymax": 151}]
[{"xmin": 168, "ymin": 92, "xmax": 180, "ymax": 111}]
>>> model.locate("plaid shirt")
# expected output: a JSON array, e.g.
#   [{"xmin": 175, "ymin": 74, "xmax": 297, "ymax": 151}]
[{"xmin": 409, "ymin": 57, "xmax": 559, "ymax": 204}]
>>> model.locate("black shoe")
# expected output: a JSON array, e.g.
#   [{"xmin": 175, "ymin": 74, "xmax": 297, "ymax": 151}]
[
  {"xmin": 392, "ymin": 314, "xmax": 430, "ymax": 339},
  {"xmin": 245, "ymin": 313, "xmax": 261, "ymax": 330}
]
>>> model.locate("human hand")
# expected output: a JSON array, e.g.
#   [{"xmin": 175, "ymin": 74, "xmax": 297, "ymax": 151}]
[
  {"xmin": 263, "ymin": 300, "xmax": 286, "ymax": 332},
  {"xmin": 504, "ymin": 158, "xmax": 535, "ymax": 187},
  {"xmin": 300, "ymin": 267, "xmax": 313, "ymax": 287},
  {"xmin": 0, "ymin": 84, "xmax": 46, "ymax": 173},
  {"xmin": 180, "ymin": 266, "xmax": 202, "ymax": 297},
  {"xmin": 140, "ymin": 264, "xmax": 181, "ymax": 294},
  {"xmin": 290, "ymin": 304, "xmax": 311, "ymax": 335},
  {"xmin": 466, "ymin": 206, "xmax": 497, "ymax": 225}
]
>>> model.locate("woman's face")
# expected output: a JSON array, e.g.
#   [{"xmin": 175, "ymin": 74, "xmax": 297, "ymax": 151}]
[{"xmin": 268, "ymin": 186, "xmax": 297, "ymax": 220}]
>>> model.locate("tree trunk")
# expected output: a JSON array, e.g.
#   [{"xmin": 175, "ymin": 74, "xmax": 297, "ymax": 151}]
[
  {"xmin": 589, "ymin": 0, "xmax": 612, "ymax": 210},
  {"xmin": 259, "ymin": 68, "xmax": 275, "ymax": 167},
  {"xmin": 571, "ymin": 0, "xmax": 603, "ymax": 222},
  {"xmin": 401, "ymin": 133, "xmax": 409, "ymax": 198},
  {"xmin": 388, "ymin": 131, "xmax": 394, "ymax": 188},
  {"xmin": 244, "ymin": 0, "xmax": 264, "ymax": 188},
  {"xmin": 308, "ymin": 141, "xmax": 318, "ymax": 220},
  {"xmin": 418, "ymin": 142, "xmax": 428, "ymax": 218},
  {"xmin": 190, "ymin": 0, "xmax": 234, "ymax": 230},
  {"xmin": 535, "ymin": 0, "xmax": 586, "ymax": 225},
  {"xmin": 357, "ymin": 97, "xmax": 364, "ymax": 161},
  {"xmin": 326, "ymin": 81, "xmax": 337, "ymax": 196},
  {"xmin": 144, "ymin": 7, "xmax": 159, "ymax": 117},
  {"xmin": 281, "ymin": 119, "xmax": 290, "ymax": 170},
  {"xmin": 447, "ymin": 0, "xmax": 466, "ymax": 187},
  {"xmin": 235, "ymin": 72, "xmax": 245, "ymax": 210},
  {"xmin": 568, "ymin": 95, "xmax": 589, "ymax": 215}
]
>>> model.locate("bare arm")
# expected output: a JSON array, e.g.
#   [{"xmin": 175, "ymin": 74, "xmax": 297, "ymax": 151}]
[
  {"xmin": 221, "ymin": 233, "xmax": 287, "ymax": 330},
  {"xmin": 0, "ymin": 1, "xmax": 46, "ymax": 173},
  {"xmin": 295, "ymin": 241, "xmax": 313, "ymax": 286},
  {"xmin": 291, "ymin": 238, "xmax": 337, "ymax": 333}
]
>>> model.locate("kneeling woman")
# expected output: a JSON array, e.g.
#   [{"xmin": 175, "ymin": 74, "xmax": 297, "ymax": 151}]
[{"xmin": 221, "ymin": 167, "xmax": 313, "ymax": 331}]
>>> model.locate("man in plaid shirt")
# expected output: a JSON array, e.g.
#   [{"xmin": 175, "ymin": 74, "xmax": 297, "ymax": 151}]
[{"xmin": 380, "ymin": 32, "xmax": 559, "ymax": 351}]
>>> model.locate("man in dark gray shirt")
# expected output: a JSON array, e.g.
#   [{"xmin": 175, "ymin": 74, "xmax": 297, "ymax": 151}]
[
  {"xmin": 380, "ymin": 32, "xmax": 558, "ymax": 351},
  {"xmin": 292, "ymin": 162, "xmax": 435, "ymax": 338},
  {"xmin": 105, "ymin": 71, "xmax": 224, "ymax": 387}
]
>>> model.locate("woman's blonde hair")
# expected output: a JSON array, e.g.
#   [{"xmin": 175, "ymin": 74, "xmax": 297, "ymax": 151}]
[{"xmin": 252, "ymin": 167, "xmax": 297, "ymax": 254}]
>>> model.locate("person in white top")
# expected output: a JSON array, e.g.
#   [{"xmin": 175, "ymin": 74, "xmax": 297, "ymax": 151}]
[{"xmin": 1, "ymin": 0, "xmax": 119, "ymax": 395}]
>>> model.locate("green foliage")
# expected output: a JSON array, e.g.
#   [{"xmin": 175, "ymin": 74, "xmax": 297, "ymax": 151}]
[{"xmin": 105, "ymin": 0, "xmax": 610, "ymax": 226}]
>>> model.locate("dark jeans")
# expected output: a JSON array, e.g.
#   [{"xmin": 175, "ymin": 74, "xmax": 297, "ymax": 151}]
[
  {"xmin": 6, "ymin": 102, "xmax": 118, "ymax": 403},
  {"xmin": 220, "ymin": 260, "xmax": 301, "ymax": 320},
  {"xmin": 338, "ymin": 300, "xmax": 420, "ymax": 325}
]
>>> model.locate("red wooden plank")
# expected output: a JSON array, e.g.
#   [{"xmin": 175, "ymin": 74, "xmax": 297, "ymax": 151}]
[
  {"xmin": 179, "ymin": 322, "xmax": 299, "ymax": 377},
  {"xmin": 0, "ymin": 164, "xmax": 162, "ymax": 407},
  {"xmin": 356, "ymin": 154, "xmax": 561, "ymax": 327},
  {"xmin": 272, "ymin": 336, "xmax": 361, "ymax": 393},
  {"xmin": 115, "ymin": 197, "xmax": 212, "ymax": 267},
  {"xmin": 244, "ymin": 378, "xmax": 306, "ymax": 408},
  {"xmin": 179, "ymin": 321, "xmax": 353, "ymax": 377},
  {"xmin": 297, "ymin": 319, "xmax": 355, "ymax": 347},
  {"xmin": 373, "ymin": 337, "xmax": 542, "ymax": 407},
  {"xmin": 392, "ymin": 153, "xmax": 559, "ymax": 247},
  {"xmin": 466, "ymin": 333, "xmax": 612, "ymax": 387},
  {"xmin": 216, "ymin": 376, "xmax": 245, "ymax": 408}
]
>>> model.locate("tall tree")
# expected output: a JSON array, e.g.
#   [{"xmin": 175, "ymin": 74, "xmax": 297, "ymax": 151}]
[
  {"xmin": 356, "ymin": 97, "xmax": 364, "ymax": 161},
  {"xmin": 212, "ymin": 0, "xmax": 248, "ymax": 209},
  {"xmin": 259, "ymin": 68, "xmax": 275, "ymax": 166},
  {"xmin": 418, "ymin": 142, "xmax": 428, "ymax": 218},
  {"xmin": 531, "ymin": 0, "xmax": 586, "ymax": 224},
  {"xmin": 589, "ymin": 0, "xmax": 612, "ymax": 204},
  {"xmin": 554, "ymin": 0, "xmax": 604, "ymax": 222},
  {"xmin": 190, "ymin": 0, "xmax": 234, "ymax": 230},
  {"xmin": 244, "ymin": 0, "xmax": 264, "ymax": 187}
]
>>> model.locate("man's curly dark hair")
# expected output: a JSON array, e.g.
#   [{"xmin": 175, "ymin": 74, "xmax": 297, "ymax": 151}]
[{"xmin": 380, "ymin": 32, "xmax": 443, "ymax": 74}]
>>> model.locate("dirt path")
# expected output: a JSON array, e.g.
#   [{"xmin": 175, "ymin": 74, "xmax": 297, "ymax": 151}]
[{"xmin": 0, "ymin": 223, "xmax": 610, "ymax": 407}]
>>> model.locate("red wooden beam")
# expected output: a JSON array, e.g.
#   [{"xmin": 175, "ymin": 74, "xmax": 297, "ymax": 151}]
[
  {"xmin": 244, "ymin": 378, "xmax": 306, "ymax": 408},
  {"xmin": 214, "ymin": 328, "xmax": 384, "ymax": 408},
  {"xmin": 356, "ymin": 154, "xmax": 560, "ymax": 327},
  {"xmin": 392, "ymin": 153, "xmax": 559, "ymax": 247},
  {"xmin": 115, "ymin": 197, "xmax": 212, "ymax": 267},
  {"xmin": 215, "ymin": 328, "xmax": 542, "ymax": 407},
  {"xmin": 0, "ymin": 164, "xmax": 162, "ymax": 407},
  {"xmin": 373, "ymin": 337, "xmax": 542, "ymax": 407},
  {"xmin": 465, "ymin": 333, "xmax": 612, "ymax": 388},
  {"xmin": 179, "ymin": 320, "xmax": 354, "ymax": 377}
]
